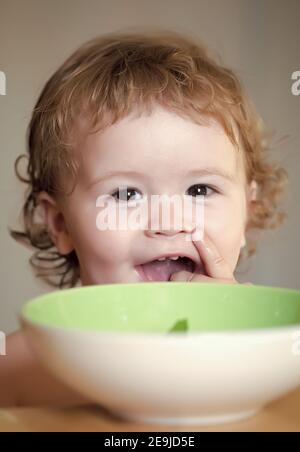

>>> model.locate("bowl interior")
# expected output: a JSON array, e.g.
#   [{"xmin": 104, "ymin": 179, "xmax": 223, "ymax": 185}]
[{"xmin": 21, "ymin": 282, "xmax": 300, "ymax": 333}]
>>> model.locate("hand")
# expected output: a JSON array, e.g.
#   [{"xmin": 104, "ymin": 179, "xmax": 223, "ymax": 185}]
[{"xmin": 170, "ymin": 232, "xmax": 251, "ymax": 285}]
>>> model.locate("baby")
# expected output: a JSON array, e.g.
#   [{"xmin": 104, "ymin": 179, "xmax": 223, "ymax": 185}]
[{"xmin": 0, "ymin": 28, "xmax": 287, "ymax": 407}]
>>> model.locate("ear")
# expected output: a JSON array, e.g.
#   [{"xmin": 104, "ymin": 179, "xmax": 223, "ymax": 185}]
[
  {"xmin": 37, "ymin": 192, "xmax": 74, "ymax": 255},
  {"xmin": 241, "ymin": 180, "xmax": 258, "ymax": 249},
  {"xmin": 248, "ymin": 180, "xmax": 258, "ymax": 202}
]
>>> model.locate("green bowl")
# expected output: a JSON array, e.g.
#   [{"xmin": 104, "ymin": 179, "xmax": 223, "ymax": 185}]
[{"xmin": 21, "ymin": 282, "xmax": 300, "ymax": 425}]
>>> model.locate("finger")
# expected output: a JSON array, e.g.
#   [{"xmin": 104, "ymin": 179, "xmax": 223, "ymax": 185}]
[
  {"xmin": 170, "ymin": 271, "xmax": 237, "ymax": 284},
  {"xmin": 189, "ymin": 274, "xmax": 237, "ymax": 284},
  {"xmin": 191, "ymin": 231, "xmax": 234, "ymax": 280}
]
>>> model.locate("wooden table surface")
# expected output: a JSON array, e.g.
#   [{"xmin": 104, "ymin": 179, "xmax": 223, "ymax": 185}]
[{"xmin": 1, "ymin": 387, "xmax": 300, "ymax": 432}]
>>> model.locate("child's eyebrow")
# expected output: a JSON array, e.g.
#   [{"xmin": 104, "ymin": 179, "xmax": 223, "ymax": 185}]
[
  {"xmin": 185, "ymin": 168, "xmax": 236, "ymax": 182},
  {"xmin": 87, "ymin": 167, "xmax": 235, "ymax": 188},
  {"xmin": 87, "ymin": 170, "xmax": 148, "ymax": 188}
]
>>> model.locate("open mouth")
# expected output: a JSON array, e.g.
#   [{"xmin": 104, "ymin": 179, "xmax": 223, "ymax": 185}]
[{"xmin": 135, "ymin": 256, "xmax": 204, "ymax": 282}]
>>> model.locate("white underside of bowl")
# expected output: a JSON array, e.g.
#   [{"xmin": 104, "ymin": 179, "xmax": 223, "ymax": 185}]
[
  {"xmin": 112, "ymin": 407, "xmax": 261, "ymax": 426},
  {"xmin": 22, "ymin": 321, "xmax": 300, "ymax": 426}
]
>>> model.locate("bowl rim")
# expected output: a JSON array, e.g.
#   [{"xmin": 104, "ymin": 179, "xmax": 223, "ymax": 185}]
[
  {"xmin": 20, "ymin": 314, "xmax": 300, "ymax": 340},
  {"xmin": 19, "ymin": 282, "xmax": 300, "ymax": 338}
]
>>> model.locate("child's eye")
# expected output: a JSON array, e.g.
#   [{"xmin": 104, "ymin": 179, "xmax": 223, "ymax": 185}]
[
  {"xmin": 111, "ymin": 184, "xmax": 216, "ymax": 203},
  {"xmin": 111, "ymin": 186, "xmax": 143, "ymax": 203},
  {"xmin": 186, "ymin": 184, "xmax": 216, "ymax": 197}
]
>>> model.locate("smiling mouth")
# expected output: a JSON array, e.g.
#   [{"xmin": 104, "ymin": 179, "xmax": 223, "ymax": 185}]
[{"xmin": 135, "ymin": 257, "xmax": 204, "ymax": 282}]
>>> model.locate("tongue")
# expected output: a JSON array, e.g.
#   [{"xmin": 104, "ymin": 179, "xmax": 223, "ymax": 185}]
[{"xmin": 141, "ymin": 258, "xmax": 194, "ymax": 282}]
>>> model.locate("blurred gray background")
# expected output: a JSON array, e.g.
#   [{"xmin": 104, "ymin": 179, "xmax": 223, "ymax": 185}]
[{"xmin": 0, "ymin": 0, "xmax": 299, "ymax": 333}]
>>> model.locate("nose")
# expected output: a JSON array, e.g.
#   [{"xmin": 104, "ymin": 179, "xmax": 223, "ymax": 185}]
[
  {"xmin": 144, "ymin": 196, "xmax": 196, "ymax": 239},
  {"xmin": 145, "ymin": 227, "xmax": 193, "ymax": 239}
]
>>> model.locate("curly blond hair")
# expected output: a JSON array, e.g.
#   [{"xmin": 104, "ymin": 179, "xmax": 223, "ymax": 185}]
[{"xmin": 10, "ymin": 27, "xmax": 288, "ymax": 288}]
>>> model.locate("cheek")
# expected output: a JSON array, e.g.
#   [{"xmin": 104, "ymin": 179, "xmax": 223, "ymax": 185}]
[
  {"xmin": 206, "ymin": 204, "xmax": 244, "ymax": 233},
  {"xmin": 88, "ymin": 230, "xmax": 136, "ymax": 265},
  {"xmin": 203, "ymin": 198, "xmax": 246, "ymax": 267},
  {"xmin": 65, "ymin": 201, "xmax": 136, "ymax": 266}
]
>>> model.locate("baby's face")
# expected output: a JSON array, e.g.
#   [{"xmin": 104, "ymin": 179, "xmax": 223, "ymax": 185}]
[{"xmin": 56, "ymin": 105, "xmax": 253, "ymax": 285}]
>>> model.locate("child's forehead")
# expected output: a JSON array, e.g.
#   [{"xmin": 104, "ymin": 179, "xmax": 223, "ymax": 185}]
[
  {"xmin": 74, "ymin": 106, "xmax": 245, "ymax": 181},
  {"xmin": 81, "ymin": 105, "xmax": 226, "ymax": 135},
  {"xmin": 76, "ymin": 107, "xmax": 238, "ymax": 151}
]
